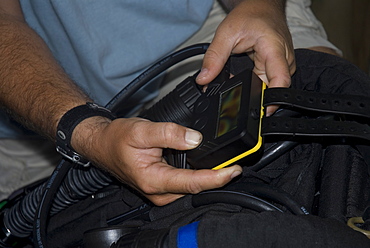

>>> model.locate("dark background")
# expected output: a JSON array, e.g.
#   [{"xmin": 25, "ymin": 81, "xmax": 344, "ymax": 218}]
[{"xmin": 312, "ymin": 0, "xmax": 370, "ymax": 76}]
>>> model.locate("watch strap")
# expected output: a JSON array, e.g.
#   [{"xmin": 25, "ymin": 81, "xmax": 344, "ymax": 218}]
[{"xmin": 56, "ymin": 102, "xmax": 116, "ymax": 166}]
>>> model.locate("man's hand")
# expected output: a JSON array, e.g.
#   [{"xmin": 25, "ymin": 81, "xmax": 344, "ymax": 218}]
[
  {"xmin": 1, "ymin": 0, "xmax": 242, "ymax": 207},
  {"xmin": 73, "ymin": 117, "xmax": 242, "ymax": 206},
  {"xmin": 197, "ymin": 0, "xmax": 296, "ymax": 116}
]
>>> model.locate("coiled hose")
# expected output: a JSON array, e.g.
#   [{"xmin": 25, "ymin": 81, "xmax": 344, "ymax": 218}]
[
  {"xmin": 2, "ymin": 162, "xmax": 112, "ymax": 241},
  {"xmin": 50, "ymin": 165, "xmax": 112, "ymax": 215}
]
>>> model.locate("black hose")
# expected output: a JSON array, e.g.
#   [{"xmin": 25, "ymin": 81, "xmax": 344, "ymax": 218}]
[
  {"xmin": 106, "ymin": 43, "xmax": 209, "ymax": 116},
  {"xmin": 192, "ymin": 190, "xmax": 284, "ymax": 213},
  {"xmin": 3, "ymin": 185, "xmax": 44, "ymax": 239},
  {"xmin": 50, "ymin": 165, "xmax": 112, "ymax": 215},
  {"xmin": 226, "ymin": 182, "xmax": 309, "ymax": 215},
  {"xmin": 1, "ymin": 162, "xmax": 113, "ymax": 247},
  {"xmin": 33, "ymin": 160, "xmax": 71, "ymax": 248},
  {"xmin": 250, "ymin": 140, "xmax": 298, "ymax": 171},
  {"xmin": 33, "ymin": 163, "xmax": 114, "ymax": 248}
]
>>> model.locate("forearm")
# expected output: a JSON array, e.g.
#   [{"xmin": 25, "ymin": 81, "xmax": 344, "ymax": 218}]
[{"xmin": 0, "ymin": 11, "xmax": 90, "ymax": 140}]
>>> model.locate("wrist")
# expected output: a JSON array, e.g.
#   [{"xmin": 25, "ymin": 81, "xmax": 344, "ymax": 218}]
[
  {"xmin": 70, "ymin": 115, "xmax": 112, "ymax": 163},
  {"xmin": 56, "ymin": 102, "xmax": 116, "ymax": 166}
]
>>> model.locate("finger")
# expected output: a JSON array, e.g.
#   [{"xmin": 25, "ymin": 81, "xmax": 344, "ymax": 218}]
[
  {"xmin": 168, "ymin": 164, "xmax": 243, "ymax": 193},
  {"xmin": 265, "ymin": 105, "xmax": 280, "ymax": 117},
  {"xmin": 253, "ymin": 45, "xmax": 294, "ymax": 116},
  {"xmin": 133, "ymin": 120, "xmax": 203, "ymax": 150},
  {"xmin": 196, "ymin": 32, "xmax": 234, "ymax": 85},
  {"xmin": 262, "ymin": 52, "xmax": 290, "ymax": 117},
  {"xmin": 254, "ymin": 46, "xmax": 291, "ymax": 87},
  {"xmin": 141, "ymin": 163, "xmax": 242, "ymax": 196},
  {"xmin": 124, "ymin": 172, "xmax": 185, "ymax": 206}
]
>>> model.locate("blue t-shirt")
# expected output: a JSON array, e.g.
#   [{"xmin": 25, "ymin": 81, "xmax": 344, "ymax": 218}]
[{"xmin": 0, "ymin": 0, "xmax": 213, "ymax": 138}]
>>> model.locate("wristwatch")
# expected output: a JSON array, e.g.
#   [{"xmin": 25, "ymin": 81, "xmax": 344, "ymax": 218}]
[{"xmin": 56, "ymin": 102, "xmax": 116, "ymax": 166}]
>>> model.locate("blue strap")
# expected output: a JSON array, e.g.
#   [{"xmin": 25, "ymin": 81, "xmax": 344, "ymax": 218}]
[{"xmin": 177, "ymin": 221, "xmax": 200, "ymax": 248}]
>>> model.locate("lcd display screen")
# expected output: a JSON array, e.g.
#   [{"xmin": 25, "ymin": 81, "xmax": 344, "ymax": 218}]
[{"xmin": 216, "ymin": 83, "xmax": 242, "ymax": 138}]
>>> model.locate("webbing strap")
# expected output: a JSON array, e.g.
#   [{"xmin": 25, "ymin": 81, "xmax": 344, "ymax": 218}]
[
  {"xmin": 264, "ymin": 88, "xmax": 370, "ymax": 118},
  {"xmin": 262, "ymin": 117, "xmax": 370, "ymax": 142},
  {"xmin": 262, "ymin": 88, "xmax": 370, "ymax": 142}
]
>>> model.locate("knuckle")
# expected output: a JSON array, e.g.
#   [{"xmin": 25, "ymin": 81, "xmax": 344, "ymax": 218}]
[
  {"xmin": 186, "ymin": 183, "xmax": 203, "ymax": 195},
  {"xmin": 130, "ymin": 120, "xmax": 144, "ymax": 135},
  {"xmin": 162, "ymin": 122, "xmax": 181, "ymax": 144},
  {"xmin": 184, "ymin": 175, "xmax": 205, "ymax": 194}
]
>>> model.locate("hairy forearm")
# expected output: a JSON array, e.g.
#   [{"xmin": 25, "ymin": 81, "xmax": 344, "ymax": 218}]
[
  {"xmin": 0, "ymin": 12, "xmax": 90, "ymax": 139},
  {"xmin": 219, "ymin": 0, "xmax": 286, "ymax": 12}
]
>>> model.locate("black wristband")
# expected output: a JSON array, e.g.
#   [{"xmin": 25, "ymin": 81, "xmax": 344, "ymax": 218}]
[{"xmin": 56, "ymin": 102, "xmax": 116, "ymax": 166}]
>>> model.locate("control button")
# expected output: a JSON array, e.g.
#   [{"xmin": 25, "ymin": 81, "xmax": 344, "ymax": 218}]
[
  {"xmin": 250, "ymin": 108, "xmax": 260, "ymax": 120},
  {"xmin": 193, "ymin": 116, "xmax": 208, "ymax": 130},
  {"xmin": 194, "ymin": 98, "xmax": 211, "ymax": 114}
]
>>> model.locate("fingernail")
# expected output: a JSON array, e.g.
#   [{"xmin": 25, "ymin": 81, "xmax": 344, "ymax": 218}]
[
  {"xmin": 196, "ymin": 68, "xmax": 208, "ymax": 81},
  {"xmin": 231, "ymin": 170, "xmax": 242, "ymax": 179},
  {"xmin": 185, "ymin": 129, "xmax": 202, "ymax": 148}
]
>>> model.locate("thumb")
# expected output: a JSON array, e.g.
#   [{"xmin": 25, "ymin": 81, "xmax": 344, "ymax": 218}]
[{"xmin": 137, "ymin": 121, "xmax": 203, "ymax": 150}]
